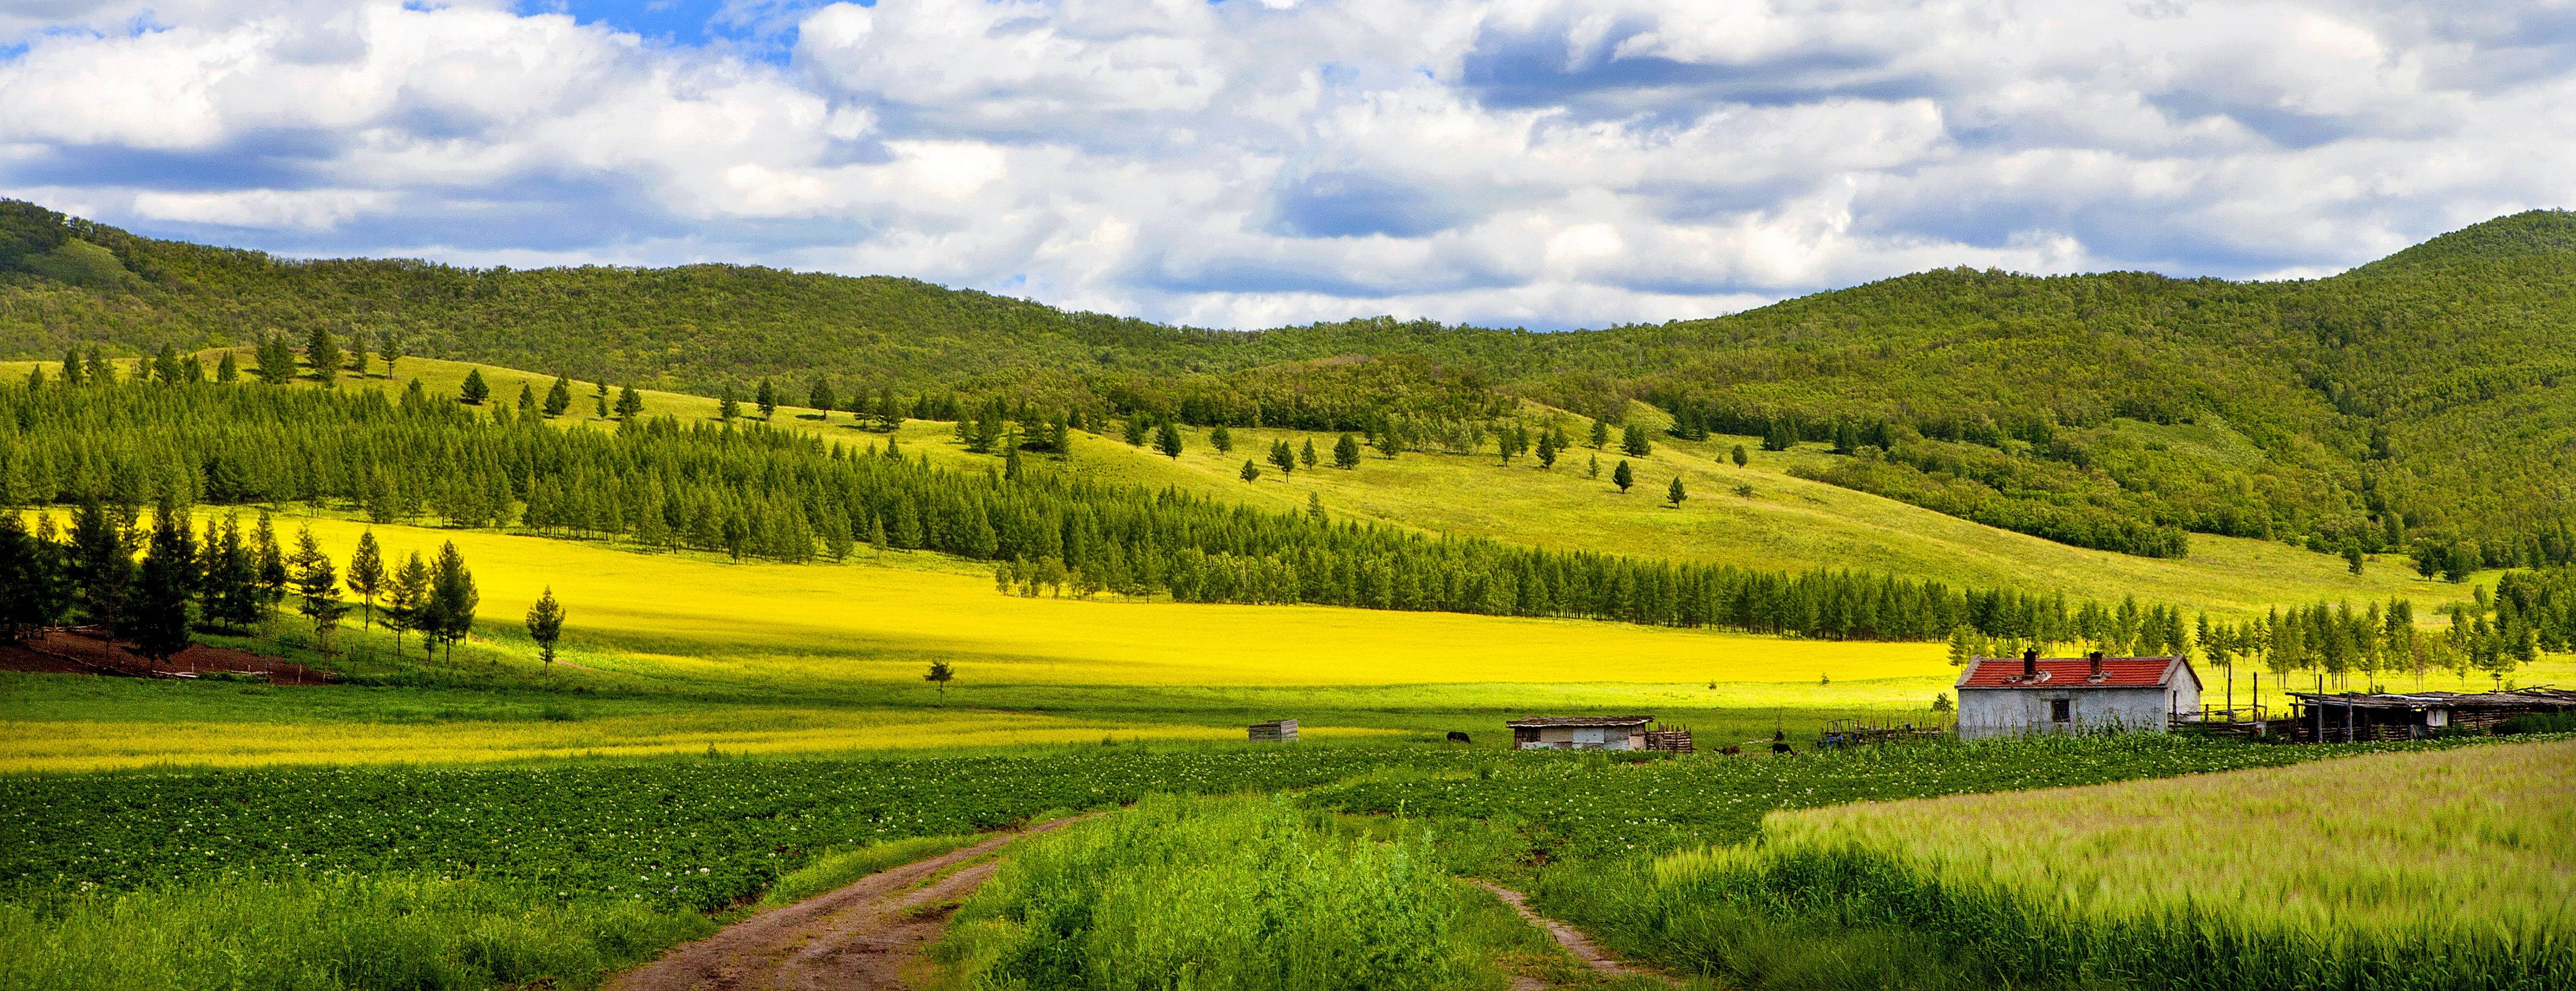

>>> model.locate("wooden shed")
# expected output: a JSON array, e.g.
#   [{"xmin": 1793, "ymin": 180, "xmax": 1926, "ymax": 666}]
[
  {"xmin": 1247, "ymin": 719, "xmax": 1297, "ymax": 743},
  {"xmin": 1507, "ymin": 716, "xmax": 1652, "ymax": 750},
  {"xmin": 2285, "ymin": 688, "xmax": 2576, "ymax": 742}
]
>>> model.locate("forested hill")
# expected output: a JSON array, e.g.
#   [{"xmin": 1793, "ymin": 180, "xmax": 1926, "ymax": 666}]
[{"xmin": 4, "ymin": 199, "xmax": 2572, "ymax": 570}]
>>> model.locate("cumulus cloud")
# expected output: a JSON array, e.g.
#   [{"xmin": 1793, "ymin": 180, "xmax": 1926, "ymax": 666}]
[{"xmin": 2, "ymin": 0, "xmax": 2573, "ymax": 329}]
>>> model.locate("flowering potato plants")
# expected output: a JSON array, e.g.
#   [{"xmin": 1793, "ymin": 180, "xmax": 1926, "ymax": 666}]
[{"xmin": 2, "ymin": 747, "xmax": 1466, "ymax": 911}]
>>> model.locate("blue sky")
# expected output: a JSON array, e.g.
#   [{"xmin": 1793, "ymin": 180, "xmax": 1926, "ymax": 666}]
[{"xmin": 3, "ymin": 1, "xmax": 2573, "ymax": 330}]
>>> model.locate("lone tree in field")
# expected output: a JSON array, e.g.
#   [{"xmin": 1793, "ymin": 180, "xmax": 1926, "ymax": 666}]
[
  {"xmin": 130, "ymin": 502, "xmax": 195, "ymax": 667},
  {"xmin": 379, "ymin": 336, "xmax": 403, "ymax": 378},
  {"xmin": 1588, "ymin": 420, "xmax": 1609, "ymax": 449},
  {"xmin": 1731, "ymin": 444, "xmax": 1749, "ymax": 467},
  {"xmin": 1613, "ymin": 459, "xmax": 1635, "ymax": 493},
  {"xmin": 524, "ymin": 587, "xmax": 566, "ymax": 672},
  {"xmin": 1210, "ymin": 425, "xmax": 1233, "ymax": 453},
  {"xmin": 1333, "ymin": 432, "xmax": 1361, "ymax": 470},
  {"xmin": 1299, "ymin": 439, "xmax": 1319, "ymax": 470},
  {"xmin": 346, "ymin": 531, "xmax": 384, "ymax": 632},
  {"xmin": 1240, "ymin": 460, "xmax": 1261, "ymax": 483},
  {"xmin": 925, "ymin": 661, "xmax": 954, "ymax": 702},
  {"xmin": 1155, "ymin": 420, "xmax": 1185, "ymax": 459},
  {"xmin": 718, "ymin": 386, "xmax": 740, "ymax": 421},
  {"xmin": 544, "ymin": 376, "xmax": 573, "ymax": 418},
  {"xmin": 516, "ymin": 382, "xmax": 535, "ymax": 414},
  {"xmin": 1667, "ymin": 475, "xmax": 1688, "ymax": 508},
  {"xmin": 1122, "ymin": 416, "xmax": 1147, "ymax": 446},
  {"xmin": 808, "ymin": 378, "xmax": 836, "ymax": 419},
  {"xmin": 1536, "ymin": 431, "xmax": 1559, "ymax": 469},
  {"xmin": 755, "ymin": 378, "xmax": 778, "ymax": 419},
  {"xmin": 615, "ymin": 385, "xmax": 645, "ymax": 421},
  {"xmin": 1269, "ymin": 439, "xmax": 1296, "ymax": 477},
  {"xmin": 1621, "ymin": 423, "xmax": 1654, "ymax": 457},
  {"xmin": 459, "ymin": 368, "xmax": 491, "ymax": 405}
]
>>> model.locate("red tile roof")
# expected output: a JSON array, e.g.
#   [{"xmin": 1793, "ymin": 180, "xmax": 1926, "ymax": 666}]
[{"xmin": 1956, "ymin": 657, "xmax": 2194, "ymax": 690}]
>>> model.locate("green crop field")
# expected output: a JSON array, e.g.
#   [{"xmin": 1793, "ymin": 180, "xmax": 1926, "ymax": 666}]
[{"xmin": 1607, "ymin": 739, "xmax": 2576, "ymax": 990}]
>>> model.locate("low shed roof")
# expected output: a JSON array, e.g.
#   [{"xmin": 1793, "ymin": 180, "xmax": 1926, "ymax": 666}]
[
  {"xmin": 1506, "ymin": 716, "xmax": 1652, "ymax": 729},
  {"xmin": 2287, "ymin": 688, "xmax": 2576, "ymax": 711},
  {"xmin": 1957, "ymin": 656, "xmax": 2197, "ymax": 691}
]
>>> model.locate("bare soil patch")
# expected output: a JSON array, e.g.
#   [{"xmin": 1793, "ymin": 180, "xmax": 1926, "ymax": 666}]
[
  {"xmin": 605, "ymin": 817, "xmax": 1082, "ymax": 991},
  {"xmin": 0, "ymin": 628, "xmax": 333, "ymax": 685}
]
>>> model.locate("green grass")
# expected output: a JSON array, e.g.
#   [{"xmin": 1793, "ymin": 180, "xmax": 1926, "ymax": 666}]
[{"xmin": 1605, "ymin": 739, "xmax": 2576, "ymax": 990}]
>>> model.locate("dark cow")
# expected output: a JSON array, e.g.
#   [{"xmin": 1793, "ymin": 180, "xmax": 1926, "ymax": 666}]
[{"xmin": 1445, "ymin": 731, "xmax": 1472, "ymax": 743}]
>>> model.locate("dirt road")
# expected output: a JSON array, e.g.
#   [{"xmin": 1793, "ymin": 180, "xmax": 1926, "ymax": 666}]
[
  {"xmin": 604, "ymin": 819, "xmax": 1079, "ymax": 991},
  {"xmin": 1470, "ymin": 880, "xmax": 1680, "ymax": 988}
]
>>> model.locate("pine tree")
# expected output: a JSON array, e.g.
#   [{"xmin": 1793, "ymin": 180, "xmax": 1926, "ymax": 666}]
[
  {"xmin": 616, "ymin": 385, "xmax": 645, "ymax": 421},
  {"xmin": 379, "ymin": 336, "xmax": 403, "ymax": 378},
  {"xmin": 215, "ymin": 350, "xmax": 239, "ymax": 383},
  {"xmin": 1123, "ymin": 416, "xmax": 1147, "ymax": 446},
  {"xmin": 1612, "ymin": 460, "xmax": 1634, "ymax": 493},
  {"xmin": 1269, "ymin": 439, "xmax": 1296, "ymax": 477},
  {"xmin": 60, "ymin": 347, "xmax": 84, "ymax": 386},
  {"xmin": 755, "ymin": 378, "xmax": 778, "ymax": 419},
  {"xmin": 430, "ymin": 541, "xmax": 478, "ymax": 662},
  {"xmin": 291, "ymin": 525, "xmax": 345, "ymax": 650},
  {"xmin": 151, "ymin": 344, "xmax": 183, "ymax": 385},
  {"xmin": 1155, "ymin": 421, "xmax": 1185, "ymax": 459},
  {"xmin": 517, "ymin": 382, "xmax": 536, "ymax": 414},
  {"xmin": 459, "ymin": 368, "xmax": 490, "ymax": 405},
  {"xmin": 718, "ymin": 385, "xmax": 740, "ymax": 422},
  {"xmin": 1300, "ymin": 439, "xmax": 1317, "ymax": 469},
  {"xmin": 252, "ymin": 512, "xmax": 288, "ymax": 615},
  {"xmin": 0, "ymin": 513, "xmax": 67, "ymax": 641},
  {"xmin": 1240, "ymin": 460, "xmax": 1261, "ymax": 483},
  {"xmin": 1587, "ymin": 453, "xmax": 1601, "ymax": 478},
  {"xmin": 1535, "ymin": 431, "xmax": 1559, "ymax": 469},
  {"xmin": 385, "ymin": 551, "xmax": 430, "ymax": 653},
  {"xmin": 1211, "ymin": 425, "xmax": 1234, "ymax": 453},
  {"xmin": 1667, "ymin": 475, "xmax": 1687, "ymax": 508},
  {"xmin": 1621, "ymin": 423, "xmax": 1653, "ymax": 457},
  {"xmin": 306, "ymin": 327, "xmax": 341, "ymax": 385},
  {"xmin": 202, "ymin": 515, "xmax": 263, "ymax": 632},
  {"xmin": 544, "ymin": 376, "xmax": 573, "ymax": 417},
  {"xmin": 1589, "ymin": 420, "xmax": 1609, "ymax": 449},
  {"xmin": 346, "ymin": 531, "xmax": 384, "ymax": 632},
  {"xmin": 1333, "ymin": 432, "xmax": 1361, "ymax": 470},
  {"xmin": 67, "ymin": 501, "xmax": 130, "ymax": 634},
  {"xmin": 1731, "ymin": 444, "xmax": 1749, "ymax": 467},
  {"xmin": 809, "ymin": 378, "xmax": 837, "ymax": 418},
  {"xmin": 346, "ymin": 333, "xmax": 371, "ymax": 378},
  {"xmin": 253, "ymin": 336, "xmax": 298, "ymax": 385},
  {"xmin": 84, "ymin": 346, "xmax": 112, "ymax": 385},
  {"xmin": 2342, "ymin": 540, "xmax": 2365, "ymax": 575},
  {"xmin": 1307, "ymin": 491, "xmax": 1326, "ymax": 523},
  {"xmin": 524, "ymin": 587, "xmax": 566, "ymax": 671},
  {"xmin": 130, "ymin": 502, "xmax": 195, "ymax": 665}
]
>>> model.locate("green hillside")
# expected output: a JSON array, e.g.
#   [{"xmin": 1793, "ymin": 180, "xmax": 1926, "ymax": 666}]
[{"xmin": 5, "ymin": 201, "xmax": 2572, "ymax": 573}]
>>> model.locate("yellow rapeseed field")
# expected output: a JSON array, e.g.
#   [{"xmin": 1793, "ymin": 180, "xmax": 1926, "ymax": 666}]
[
  {"xmin": 220, "ymin": 514, "xmax": 1949, "ymax": 689},
  {"xmin": 0, "ymin": 707, "xmax": 1395, "ymax": 773}
]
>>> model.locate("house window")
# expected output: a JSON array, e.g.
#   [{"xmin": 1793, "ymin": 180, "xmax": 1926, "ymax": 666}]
[{"xmin": 2050, "ymin": 699, "xmax": 2072, "ymax": 723}]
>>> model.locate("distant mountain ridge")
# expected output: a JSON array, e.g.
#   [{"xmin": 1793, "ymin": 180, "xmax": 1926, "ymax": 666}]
[{"xmin": 4, "ymin": 200, "xmax": 2572, "ymax": 570}]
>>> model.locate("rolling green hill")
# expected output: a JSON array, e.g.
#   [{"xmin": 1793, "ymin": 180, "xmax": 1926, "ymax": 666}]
[{"xmin": 5, "ymin": 201, "xmax": 2572, "ymax": 572}]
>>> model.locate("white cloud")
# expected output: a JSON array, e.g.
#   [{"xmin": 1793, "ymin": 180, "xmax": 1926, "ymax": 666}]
[{"xmin": 2, "ymin": 0, "xmax": 2572, "ymax": 330}]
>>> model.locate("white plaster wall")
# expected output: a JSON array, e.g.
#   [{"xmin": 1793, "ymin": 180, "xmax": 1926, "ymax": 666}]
[{"xmin": 1958, "ymin": 686, "xmax": 2187, "ymax": 740}]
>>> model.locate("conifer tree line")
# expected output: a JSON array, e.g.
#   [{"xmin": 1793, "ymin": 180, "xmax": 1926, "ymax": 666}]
[
  {"xmin": 2188, "ymin": 595, "xmax": 2549, "ymax": 690},
  {"xmin": 4, "ymin": 376, "xmax": 2156, "ymax": 644},
  {"xmin": 0, "ymin": 500, "xmax": 481, "ymax": 665}
]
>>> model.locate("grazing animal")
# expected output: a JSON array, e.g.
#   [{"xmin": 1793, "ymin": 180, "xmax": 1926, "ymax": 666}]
[
  {"xmin": 1445, "ymin": 730, "xmax": 1471, "ymax": 743},
  {"xmin": 1772, "ymin": 741, "xmax": 1795, "ymax": 755},
  {"xmin": 1719, "ymin": 745, "xmax": 1742, "ymax": 757}
]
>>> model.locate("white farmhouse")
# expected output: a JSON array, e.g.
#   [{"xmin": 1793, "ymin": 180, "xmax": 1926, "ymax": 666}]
[{"xmin": 1955, "ymin": 651, "xmax": 2201, "ymax": 740}]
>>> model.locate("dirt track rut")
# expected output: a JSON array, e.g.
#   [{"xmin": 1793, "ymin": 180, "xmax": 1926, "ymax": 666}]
[{"xmin": 604, "ymin": 819, "xmax": 1077, "ymax": 991}]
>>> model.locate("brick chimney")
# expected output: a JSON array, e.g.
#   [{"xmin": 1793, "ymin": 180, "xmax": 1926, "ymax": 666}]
[
  {"xmin": 2088, "ymin": 651, "xmax": 2105, "ymax": 680},
  {"xmin": 2022, "ymin": 648, "xmax": 2038, "ymax": 681}
]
